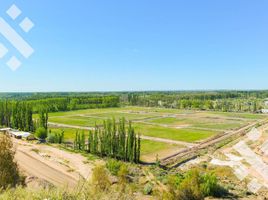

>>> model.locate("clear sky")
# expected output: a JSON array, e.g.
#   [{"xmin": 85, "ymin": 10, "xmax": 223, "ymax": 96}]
[{"xmin": 0, "ymin": 0, "xmax": 267, "ymax": 92}]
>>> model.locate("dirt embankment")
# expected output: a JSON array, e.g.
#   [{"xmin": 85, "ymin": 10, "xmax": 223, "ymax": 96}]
[{"xmin": 13, "ymin": 139, "xmax": 96, "ymax": 188}]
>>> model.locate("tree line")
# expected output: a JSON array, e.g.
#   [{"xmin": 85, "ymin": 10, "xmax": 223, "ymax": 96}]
[
  {"xmin": 126, "ymin": 91, "xmax": 267, "ymax": 112},
  {"xmin": 0, "ymin": 101, "xmax": 34, "ymax": 132},
  {"xmin": 0, "ymin": 95, "xmax": 119, "ymax": 131},
  {"xmin": 74, "ymin": 118, "xmax": 141, "ymax": 163},
  {"xmin": 1, "ymin": 91, "xmax": 267, "ymax": 114},
  {"xmin": 28, "ymin": 96, "xmax": 120, "ymax": 113},
  {"xmin": 0, "ymin": 100, "xmax": 50, "ymax": 133}
]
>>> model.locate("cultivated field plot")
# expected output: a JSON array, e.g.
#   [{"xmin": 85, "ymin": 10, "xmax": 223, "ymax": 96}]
[
  {"xmin": 47, "ymin": 107, "xmax": 266, "ymax": 162},
  {"xmin": 48, "ymin": 107, "xmax": 159, "ymax": 127},
  {"xmin": 140, "ymin": 139, "xmax": 185, "ymax": 162},
  {"xmin": 146, "ymin": 113, "xmax": 247, "ymax": 131},
  {"xmin": 133, "ymin": 123, "xmax": 217, "ymax": 142},
  {"xmin": 48, "ymin": 107, "xmax": 265, "ymax": 138}
]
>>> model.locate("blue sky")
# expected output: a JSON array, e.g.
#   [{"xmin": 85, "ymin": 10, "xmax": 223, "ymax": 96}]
[{"xmin": 0, "ymin": 0, "xmax": 267, "ymax": 92}]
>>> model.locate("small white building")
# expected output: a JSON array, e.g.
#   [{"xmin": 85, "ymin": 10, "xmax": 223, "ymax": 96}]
[
  {"xmin": 9, "ymin": 130, "xmax": 31, "ymax": 139},
  {"xmin": 0, "ymin": 128, "xmax": 12, "ymax": 133},
  {"xmin": 0, "ymin": 128, "xmax": 34, "ymax": 140},
  {"xmin": 261, "ymin": 109, "xmax": 268, "ymax": 114}
]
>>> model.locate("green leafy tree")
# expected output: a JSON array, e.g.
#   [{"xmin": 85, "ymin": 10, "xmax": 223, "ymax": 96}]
[{"xmin": 73, "ymin": 118, "xmax": 141, "ymax": 163}]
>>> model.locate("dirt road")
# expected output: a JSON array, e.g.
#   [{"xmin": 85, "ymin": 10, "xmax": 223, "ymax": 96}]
[
  {"xmin": 140, "ymin": 135, "xmax": 196, "ymax": 147},
  {"xmin": 15, "ymin": 150, "xmax": 77, "ymax": 187},
  {"xmin": 48, "ymin": 122, "xmax": 94, "ymax": 130},
  {"xmin": 13, "ymin": 139, "xmax": 95, "ymax": 188}
]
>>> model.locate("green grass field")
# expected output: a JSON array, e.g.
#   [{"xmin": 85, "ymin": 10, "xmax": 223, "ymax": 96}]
[
  {"xmin": 134, "ymin": 123, "xmax": 217, "ymax": 142},
  {"xmin": 49, "ymin": 123, "xmax": 217, "ymax": 143},
  {"xmin": 148, "ymin": 117, "xmax": 243, "ymax": 130},
  {"xmin": 46, "ymin": 106, "xmax": 266, "ymax": 161},
  {"xmin": 49, "ymin": 116, "xmax": 104, "ymax": 127},
  {"xmin": 47, "ymin": 107, "xmax": 265, "ymax": 142},
  {"xmin": 140, "ymin": 139, "xmax": 184, "ymax": 162},
  {"xmin": 49, "ymin": 128, "xmax": 82, "ymax": 141}
]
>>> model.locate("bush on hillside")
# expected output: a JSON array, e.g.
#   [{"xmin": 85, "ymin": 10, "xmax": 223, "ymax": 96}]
[
  {"xmin": 106, "ymin": 159, "xmax": 122, "ymax": 176},
  {"xmin": 118, "ymin": 164, "xmax": 129, "ymax": 185},
  {"xmin": 177, "ymin": 170, "xmax": 204, "ymax": 200},
  {"xmin": 35, "ymin": 127, "xmax": 47, "ymax": 140},
  {"xmin": 47, "ymin": 130, "xmax": 64, "ymax": 144},
  {"xmin": 92, "ymin": 165, "xmax": 111, "ymax": 191},
  {"xmin": 166, "ymin": 170, "xmax": 228, "ymax": 200},
  {"xmin": 201, "ymin": 172, "xmax": 228, "ymax": 197},
  {"xmin": 0, "ymin": 134, "xmax": 22, "ymax": 189}
]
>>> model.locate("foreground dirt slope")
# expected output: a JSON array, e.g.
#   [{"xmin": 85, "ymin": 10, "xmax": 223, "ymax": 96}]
[{"xmin": 15, "ymin": 150, "xmax": 77, "ymax": 187}]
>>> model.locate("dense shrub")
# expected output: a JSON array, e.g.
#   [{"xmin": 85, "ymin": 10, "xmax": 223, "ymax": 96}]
[
  {"xmin": 166, "ymin": 170, "xmax": 227, "ymax": 200},
  {"xmin": 177, "ymin": 170, "xmax": 204, "ymax": 200},
  {"xmin": 47, "ymin": 130, "xmax": 64, "ymax": 144},
  {"xmin": 201, "ymin": 173, "xmax": 228, "ymax": 197},
  {"xmin": 118, "ymin": 164, "xmax": 129, "ymax": 185},
  {"xmin": 201, "ymin": 173, "xmax": 218, "ymax": 196},
  {"xmin": 35, "ymin": 127, "xmax": 47, "ymax": 140},
  {"xmin": 106, "ymin": 159, "xmax": 123, "ymax": 176},
  {"xmin": 92, "ymin": 165, "xmax": 111, "ymax": 191},
  {"xmin": 47, "ymin": 133, "xmax": 56, "ymax": 143},
  {"xmin": 0, "ymin": 134, "xmax": 22, "ymax": 189}
]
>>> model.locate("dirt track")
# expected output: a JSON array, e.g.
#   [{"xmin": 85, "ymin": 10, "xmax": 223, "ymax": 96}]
[
  {"xmin": 48, "ymin": 122, "xmax": 94, "ymax": 130},
  {"xmin": 13, "ymin": 139, "xmax": 94, "ymax": 188},
  {"xmin": 140, "ymin": 135, "xmax": 196, "ymax": 147},
  {"xmin": 15, "ymin": 150, "xmax": 77, "ymax": 187}
]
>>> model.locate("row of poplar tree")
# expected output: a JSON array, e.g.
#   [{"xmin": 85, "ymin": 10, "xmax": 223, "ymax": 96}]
[
  {"xmin": 0, "ymin": 100, "xmax": 49, "ymax": 132},
  {"xmin": 74, "ymin": 118, "xmax": 141, "ymax": 163},
  {"xmin": 0, "ymin": 101, "xmax": 33, "ymax": 131}
]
